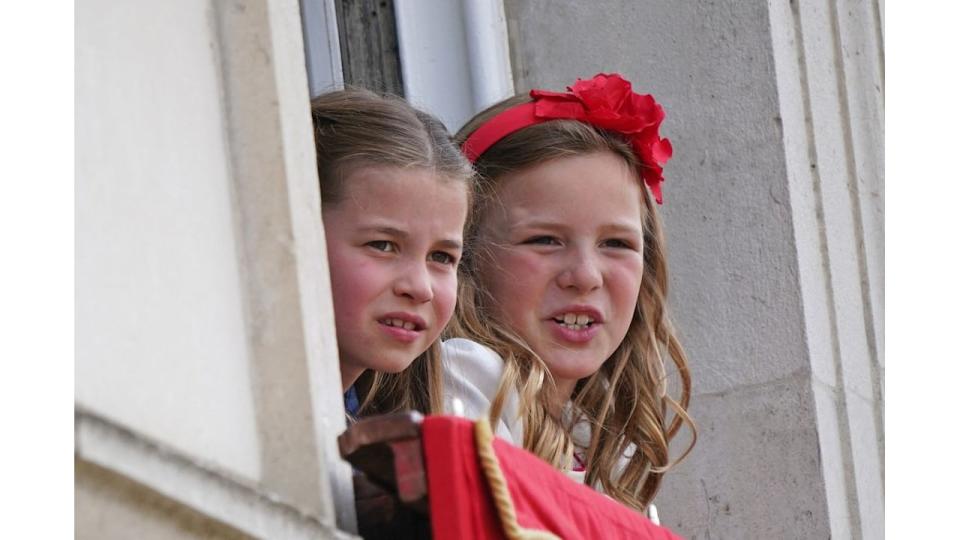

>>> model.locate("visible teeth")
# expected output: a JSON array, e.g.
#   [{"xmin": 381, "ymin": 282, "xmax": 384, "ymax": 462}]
[
  {"xmin": 382, "ymin": 318, "xmax": 418, "ymax": 330},
  {"xmin": 556, "ymin": 313, "xmax": 594, "ymax": 327},
  {"xmin": 554, "ymin": 312, "xmax": 597, "ymax": 331}
]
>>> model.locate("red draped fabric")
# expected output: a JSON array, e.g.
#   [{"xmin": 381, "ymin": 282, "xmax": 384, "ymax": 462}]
[{"xmin": 423, "ymin": 415, "xmax": 684, "ymax": 540}]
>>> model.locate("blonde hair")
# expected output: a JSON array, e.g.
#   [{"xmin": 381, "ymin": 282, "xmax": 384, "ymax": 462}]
[
  {"xmin": 449, "ymin": 96, "xmax": 696, "ymax": 510},
  {"xmin": 311, "ymin": 88, "xmax": 473, "ymax": 416}
]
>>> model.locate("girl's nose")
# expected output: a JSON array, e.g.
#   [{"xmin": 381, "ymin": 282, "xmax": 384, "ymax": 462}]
[
  {"xmin": 556, "ymin": 251, "xmax": 603, "ymax": 292},
  {"xmin": 393, "ymin": 262, "xmax": 434, "ymax": 303}
]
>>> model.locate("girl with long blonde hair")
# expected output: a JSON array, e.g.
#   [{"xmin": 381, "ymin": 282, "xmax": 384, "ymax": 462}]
[
  {"xmin": 442, "ymin": 73, "xmax": 695, "ymax": 512},
  {"xmin": 311, "ymin": 88, "xmax": 473, "ymax": 417}
]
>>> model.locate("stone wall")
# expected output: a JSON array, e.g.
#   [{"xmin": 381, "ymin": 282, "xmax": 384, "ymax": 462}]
[{"xmin": 504, "ymin": 1, "xmax": 884, "ymax": 537}]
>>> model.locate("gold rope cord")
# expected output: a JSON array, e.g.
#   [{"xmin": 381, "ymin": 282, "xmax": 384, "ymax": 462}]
[{"xmin": 473, "ymin": 418, "xmax": 561, "ymax": 540}]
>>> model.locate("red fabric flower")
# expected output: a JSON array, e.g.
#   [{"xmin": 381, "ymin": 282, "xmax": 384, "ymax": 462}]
[{"xmin": 530, "ymin": 73, "xmax": 673, "ymax": 204}]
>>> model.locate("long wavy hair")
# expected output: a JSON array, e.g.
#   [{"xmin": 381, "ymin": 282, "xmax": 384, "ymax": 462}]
[
  {"xmin": 448, "ymin": 95, "xmax": 695, "ymax": 510},
  {"xmin": 311, "ymin": 88, "xmax": 473, "ymax": 416}
]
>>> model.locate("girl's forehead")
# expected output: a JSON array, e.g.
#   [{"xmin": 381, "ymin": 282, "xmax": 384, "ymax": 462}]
[
  {"xmin": 487, "ymin": 153, "xmax": 644, "ymax": 218},
  {"xmin": 324, "ymin": 165, "xmax": 468, "ymax": 230},
  {"xmin": 341, "ymin": 165, "xmax": 466, "ymax": 200}
]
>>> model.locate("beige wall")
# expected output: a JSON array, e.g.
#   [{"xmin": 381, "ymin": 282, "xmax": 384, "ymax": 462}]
[
  {"xmin": 76, "ymin": 459, "xmax": 253, "ymax": 540},
  {"xmin": 76, "ymin": 0, "xmax": 356, "ymax": 537},
  {"xmin": 76, "ymin": 0, "xmax": 263, "ymax": 481}
]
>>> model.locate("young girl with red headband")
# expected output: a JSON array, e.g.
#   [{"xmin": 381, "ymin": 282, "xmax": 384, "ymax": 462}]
[
  {"xmin": 442, "ymin": 73, "xmax": 695, "ymax": 513},
  {"xmin": 310, "ymin": 88, "xmax": 472, "ymax": 418}
]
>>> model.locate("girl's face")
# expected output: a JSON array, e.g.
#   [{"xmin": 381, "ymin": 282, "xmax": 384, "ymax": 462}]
[
  {"xmin": 478, "ymin": 151, "xmax": 645, "ymax": 399},
  {"xmin": 323, "ymin": 166, "xmax": 468, "ymax": 389}
]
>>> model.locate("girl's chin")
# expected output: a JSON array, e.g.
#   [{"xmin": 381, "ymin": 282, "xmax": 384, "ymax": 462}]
[
  {"xmin": 365, "ymin": 355, "xmax": 424, "ymax": 375},
  {"xmin": 383, "ymin": 362, "xmax": 419, "ymax": 374},
  {"xmin": 532, "ymin": 344, "xmax": 608, "ymax": 374},
  {"xmin": 543, "ymin": 362, "xmax": 606, "ymax": 384}
]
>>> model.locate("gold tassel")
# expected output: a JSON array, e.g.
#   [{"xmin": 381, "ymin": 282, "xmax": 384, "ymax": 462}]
[{"xmin": 474, "ymin": 418, "xmax": 561, "ymax": 540}]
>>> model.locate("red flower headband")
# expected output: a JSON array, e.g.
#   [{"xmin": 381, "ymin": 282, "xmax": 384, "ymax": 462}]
[{"xmin": 462, "ymin": 73, "xmax": 673, "ymax": 204}]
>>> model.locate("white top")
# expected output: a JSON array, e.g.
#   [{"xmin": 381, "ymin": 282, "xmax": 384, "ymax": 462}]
[
  {"xmin": 440, "ymin": 338, "xmax": 660, "ymax": 523},
  {"xmin": 441, "ymin": 337, "xmax": 591, "ymax": 484},
  {"xmin": 441, "ymin": 338, "xmax": 524, "ymax": 443}
]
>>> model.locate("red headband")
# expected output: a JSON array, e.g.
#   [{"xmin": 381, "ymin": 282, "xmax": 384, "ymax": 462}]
[{"xmin": 461, "ymin": 73, "xmax": 673, "ymax": 204}]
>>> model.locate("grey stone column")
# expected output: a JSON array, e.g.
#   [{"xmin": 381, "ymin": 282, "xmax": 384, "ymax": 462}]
[{"xmin": 504, "ymin": 1, "xmax": 884, "ymax": 538}]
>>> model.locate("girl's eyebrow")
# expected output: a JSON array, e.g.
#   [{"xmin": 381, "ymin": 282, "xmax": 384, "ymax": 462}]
[
  {"xmin": 510, "ymin": 219, "xmax": 642, "ymax": 236},
  {"xmin": 435, "ymin": 239, "xmax": 463, "ymax": 251},
  {"xmin": 508, "ymin": 218, "xmax": 567, "ymax": 231},
  {"xmin": 598, "ymin": 222, "xmax": 643, "ymax": 237},
  {"xmin": 357, "ymin": 225, "xmax": 407, "ymax": 238}
]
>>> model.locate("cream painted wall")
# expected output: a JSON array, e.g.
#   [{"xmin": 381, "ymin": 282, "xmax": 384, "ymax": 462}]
[
  {"xmin": 76, "ymin": 0, "xmax": 262, "ymax": 482},
  {"xmin": 76, "ymin": 0, "xmax": 356, "ymax": 536}
]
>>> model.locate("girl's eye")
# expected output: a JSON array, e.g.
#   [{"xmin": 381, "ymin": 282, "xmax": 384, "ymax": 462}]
[
  {"xmin": 523, "ymin": 236, "xmax": 561, "ymax": 246},
  {"xmin": 601, "ymin": 238, "xmax": 634, "ymax": 249},
  {"xmin": 367, "ymin": 240, "xmax": 397, "ymax": 253},
  {"xmin": 429, "ymin": 251, "xmax": 458, "ymax": 266}
]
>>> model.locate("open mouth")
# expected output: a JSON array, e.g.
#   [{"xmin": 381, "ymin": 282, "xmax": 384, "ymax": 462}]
[
  {"xmin": 378, "ymin": 318, "xmax": 424, "ymax": 332},
  {"xmin": 551, "ymin": 313, "xmax": 596, "ymax": 331}
]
